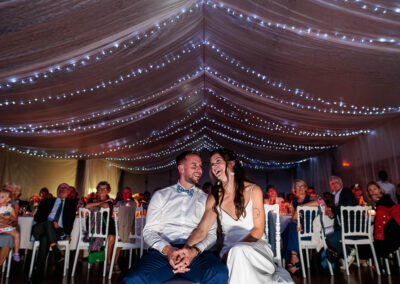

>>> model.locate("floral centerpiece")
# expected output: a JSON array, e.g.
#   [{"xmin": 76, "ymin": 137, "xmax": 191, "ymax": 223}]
[{"xmin": 29, "ymin": 196, "xmax": 41, "ymax": 215}]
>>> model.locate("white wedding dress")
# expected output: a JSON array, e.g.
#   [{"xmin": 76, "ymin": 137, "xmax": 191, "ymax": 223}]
[{"xmin": 218, "ymin": 186, "xmax": 293, "ymax": 284}]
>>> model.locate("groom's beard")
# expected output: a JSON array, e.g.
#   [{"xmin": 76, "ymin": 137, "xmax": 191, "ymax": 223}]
[{"xmin": 185, "ymin": 175, "xmax": 200, "ymax": 186}]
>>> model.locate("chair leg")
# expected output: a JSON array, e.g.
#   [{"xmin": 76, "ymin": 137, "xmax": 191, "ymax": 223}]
[
  {"xmin": 63, "ymin": 245, "xmax": 69, "ymax": 277},
  {"xmin": 108, "ymin": 243, "xmax": 118, "ymax": 280},
  {"xmin": 355, "ymin": 244, "xmax": 360, "ymax": 267},
  {"xmin": 2, "ymin": 258, "xmax": 5, "ymax": 273},
  {"xmin": 129, "ymin": 249, "xmax": 132, "ymax": 269},
  {"xmin": 29, "ymin": 243, "xmax": 38, "ymax": 278},
  {"xmin": 305, "ymin": 249, "xmax": 310, "ymax": 269},
  {"xmin": 327, "ymin": 253, "xmax": 334, "ymax": 276},
  {"xmin": 370, "ymin": 243, "xmax": 381, "ymax": 275},
  {"xmin": 342, "ymin": 242, "xmax": 350, "ymax": 275},
  {"xmin": 6, "ymin": 250, "xmax": 12, "ymax": 278},
  {"xmin": 384, "ymin": 258, "xmax": 391, "ymax": 275},
  {"xmin": 71, "ymin": 247, "xmax": 80, "ymax": 277},
  {"xmin": 140, "ymin": 237, "xmax": 144, "ymax": 258},
  {"xmin": 396, "ymin": 249, "xmax": 400, "ymax": 267},
  {"xmin": 103, "ymin": 243, "xmax": 108, "ymax": 277},
  {"xmin": 298, "ymin": 248, "xmax": 306, "ymax": 278}
]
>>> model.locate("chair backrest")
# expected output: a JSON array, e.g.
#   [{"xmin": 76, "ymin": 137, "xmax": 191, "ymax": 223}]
[
  {"xmin": 340, "ymin": 206, "xmax": 372, "ymax": 238},
  {"xmin": 113, "ymin": 206, "xmax": 143, "ymax": 240},
  {"xmin": 78, "ymin": 207, "xmax": 110, "ymax": 240},
  {"xmin": 264, "ymin": 204, "xmax": 282, "ymax": 266},
  {"xmin": 296, "ymin": 206, "xmax": 319, "ymax": 238},
  {"xmin": 133, "ymin": 207, "xmax": 144, "ymax": 238}
]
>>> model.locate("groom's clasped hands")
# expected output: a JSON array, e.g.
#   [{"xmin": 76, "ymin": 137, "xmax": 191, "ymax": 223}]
[{"xmin": 165, "ymin": 246, "xmax": 198, "ymax": 274}]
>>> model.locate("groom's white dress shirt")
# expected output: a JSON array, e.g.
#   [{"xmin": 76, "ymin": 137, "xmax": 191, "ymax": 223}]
[{"xmin": 143, "ymin": 182, "xmax": 217, "ymax": 253}]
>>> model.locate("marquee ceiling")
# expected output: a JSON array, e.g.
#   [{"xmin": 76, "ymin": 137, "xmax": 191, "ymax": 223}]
[{"xmin": 0, "ymin": 0, "xmax": 399, "ymax": 172}]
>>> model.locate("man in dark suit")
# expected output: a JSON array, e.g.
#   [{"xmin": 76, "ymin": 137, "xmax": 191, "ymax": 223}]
[
  {"xmin": 31, "ymin": 183, "xmax": 77, "ymax": 282},
  {"xmin": 325, "ymin": 176, "xmax": 357, "ymax": 268}
]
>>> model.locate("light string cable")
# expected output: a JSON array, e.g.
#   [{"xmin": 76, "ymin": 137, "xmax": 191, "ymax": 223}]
[
  {"xmin": 0, "ymin": 69, "xmax": 204, "ymax": 134},
  {"xmin": 205, "ymin": 1, "xmax": 400, "ymax": 49},
  {"xmin": 0, "ymin": 1, "xmax": 203, "ymax": 88},
  {"xmin": 204, "ymin": 41, "xmax": 400, "ymax": 115},
  {"xmin": 204, "ymin": 88, "xmax": 371, "ymax": 136},
  {"xmin": 0, "ymin": 41, "xmax": 204, "ymax": 107}
]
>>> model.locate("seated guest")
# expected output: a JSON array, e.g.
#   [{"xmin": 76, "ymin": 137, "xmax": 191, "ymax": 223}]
[
  {"xmin": 286, "ymin": 193, "xmax": 295, "ymax": 203},
  {"xmin": 325, "ymin": 176, "xmax": 357, "ymax": 269},
  {"xmin": 86, "ymin": 181, "xmax": 121, "ymax": 273},
  {"xmin": 0, "ymin": 235, "xmax": 13, "ymax": 266},
  {"xmin": 114, "ymin": 191, "xmax": 124, "ymax": 205},
  {"xmin": 323, "ymin": 191, "xmax": 334, "ymax": 208},
  {"xmin": 0, "ymin": 189, "xmax": 20, "ymax": 262},
  {"xmin": 278, "ymin": 192, "xmax": 287, "ymax": 202},
  {"xmin": 115, "ymin": 187, "xmax": 136, "ymax": 208},
  {"xmin": 3, "ymin": 183, "xmax": 22, "ymax": 260},
  {"xmin": 124, "ymin": 151, "xmax": 228, "ymax": 283},
  {"xmin": 366, "ymin": 182, "xmax": 400, "ymax": 258},
  {"xmin": 68, "ymin": 186, "xmax": 78, "ymax": 200},
  {"xmin": 282, "ymin": 179, "xmax": 325, "ymax": 275},
  {"xmin": 201, "ymin": 182, "xmax": 212, "ymax": 195},
  {"xmin": 264, "ymin": 185, "xmax": 284, "ymax": 205},
  {"xmin": 39, "ymin": 187, "xmax": 52, "ymax": 200},
  {"xmin": 351, "ymin": 184, "xmax": 369, "ymax": 206},
  {"xmin": 306, "ymin": 186, "xmax": 316, "ymax": 197},
  {"xmin": 31, "ymin": 183, "xmax": 77, "ymax": 282}
]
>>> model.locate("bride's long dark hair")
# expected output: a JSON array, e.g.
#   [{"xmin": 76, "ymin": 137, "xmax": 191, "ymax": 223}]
[{"xmin": 210, "ymin": 148, "xmax": 251, "ymax": 249}]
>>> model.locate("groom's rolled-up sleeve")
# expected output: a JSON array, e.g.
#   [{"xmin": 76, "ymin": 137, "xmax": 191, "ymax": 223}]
[{"xmin": 142, "ymin": 192, "xmax": 170, "ymax": 253}]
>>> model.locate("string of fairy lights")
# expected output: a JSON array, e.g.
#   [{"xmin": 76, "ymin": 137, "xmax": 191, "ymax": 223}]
[
  {"xmin": 0, "ymin": 42, "xmax": 203, "ymax": 107},
  {"xmin": 205, "ymin": 88, "xmax": 371, "ymax": 137},
  {"xmin": 0, "ymin": 0, "xmax": 396, "ymax": 171},
  {"xmin": 322, "ymin": 0, "xmax": 400, "ymax": 18},
  {"xmin": 2, "ymin": 0, "xmax": 398, "ymax": 89},
  {"xmin": 106, "ymin": 134, "xmax": 311, "ymax": 172},
  {"xmin": 204, "ymin": 1, "xmax": 400, "ymax": 49},
  {"xmin": 204, "ymin": 41, "xmax": 400, "ymax": 115},
  {"xmin": 205, "ymin": 66, "xmax": 400, "ymax": 115},
  {"xmin": 0, "ymin": 86, "xmax": 372, "ymax": 136},
  {"xmin": 0, "ymin": 2, "xmax": 203, "ymax": 88}
]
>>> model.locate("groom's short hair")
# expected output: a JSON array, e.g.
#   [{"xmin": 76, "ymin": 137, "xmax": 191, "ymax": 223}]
[{"xmin": 176, "ymin": 151, "xmax": 201, "ymax": 166}]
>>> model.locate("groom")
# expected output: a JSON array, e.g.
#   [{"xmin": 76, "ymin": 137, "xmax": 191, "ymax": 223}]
[{"xmin": 124, "ymin": 151, "xmax": 228, "ymax": 283}]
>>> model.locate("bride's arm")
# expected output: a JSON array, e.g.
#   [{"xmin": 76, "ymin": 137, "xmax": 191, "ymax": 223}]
[
  {"xmin": 240, "ymin": 185, "xmax": 265, "ymax": 242},
  {"xmin": 172, "ymin": 195, "xmax": 218, "ymax": 273},
  {"xmin": 186, "ymin": 194, "xmax": 218, "ymax": 247}
]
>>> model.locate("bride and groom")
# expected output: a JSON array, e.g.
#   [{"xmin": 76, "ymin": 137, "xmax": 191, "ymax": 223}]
[{"xmin": 124, "ymin": 149, "xmax": 292, "ymax": 283}]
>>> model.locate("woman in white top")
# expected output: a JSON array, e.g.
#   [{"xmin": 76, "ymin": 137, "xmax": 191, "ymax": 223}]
[{"xmin": 177, "ymin": 149, "xmax": 292, "ymax": 284}]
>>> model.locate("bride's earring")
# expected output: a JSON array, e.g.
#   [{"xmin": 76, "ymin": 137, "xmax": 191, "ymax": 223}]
[{"xmin": 229, "ymin": 171, "xmax": 235, "ymax": 176}]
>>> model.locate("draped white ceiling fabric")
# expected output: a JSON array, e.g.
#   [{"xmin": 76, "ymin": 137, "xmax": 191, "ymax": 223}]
[{"xmin": 1, "ymin": 0, "xmax": 399, "ymax": 173}]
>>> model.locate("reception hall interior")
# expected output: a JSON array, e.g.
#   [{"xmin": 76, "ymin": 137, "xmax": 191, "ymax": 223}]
[{"xmin": 0, "ymin": 0, "xmax": 399, "ymax": 283}]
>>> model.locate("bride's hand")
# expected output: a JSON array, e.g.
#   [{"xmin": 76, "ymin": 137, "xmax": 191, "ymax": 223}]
[{"xmin": 172, "ymin": 248, "xmax": 196, "ymax": 273}]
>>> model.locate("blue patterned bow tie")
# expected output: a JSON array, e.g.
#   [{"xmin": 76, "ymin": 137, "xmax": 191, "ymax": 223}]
[{"xmin": 177, "ymin": 184, "xmax": 194, "ymax": 197}]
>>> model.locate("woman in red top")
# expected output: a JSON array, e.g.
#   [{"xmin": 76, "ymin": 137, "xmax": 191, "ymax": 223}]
[{"xmin": 366, "ymin": 181, "xmax": 400, "ymax": 257}]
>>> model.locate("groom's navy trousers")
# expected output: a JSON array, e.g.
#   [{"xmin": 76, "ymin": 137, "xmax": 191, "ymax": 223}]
[{"xmin": 124, "ymin": 249, "xmax": 228, "ymax": 284}]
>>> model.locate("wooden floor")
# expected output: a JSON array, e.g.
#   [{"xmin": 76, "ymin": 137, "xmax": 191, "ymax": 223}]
[{"xmin": 2, "ymin": 250, "xmax": 399, "ymax": 283}]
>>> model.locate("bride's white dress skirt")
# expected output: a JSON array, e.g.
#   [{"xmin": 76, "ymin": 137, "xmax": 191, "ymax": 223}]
[{"xmin": 225, "ymin": 239, "xmax": 294, "ymax": 284}]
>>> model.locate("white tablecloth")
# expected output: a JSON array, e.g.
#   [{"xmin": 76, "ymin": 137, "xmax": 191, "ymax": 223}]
[{"xmin": 18, "ymin": 217, "xmax": 80, "ymax": 250}]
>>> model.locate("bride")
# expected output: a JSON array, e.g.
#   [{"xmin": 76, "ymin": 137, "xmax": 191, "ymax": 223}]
[{"xmin": 174, "ymin": 148, "xmax": 293, "ymax": 283}]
